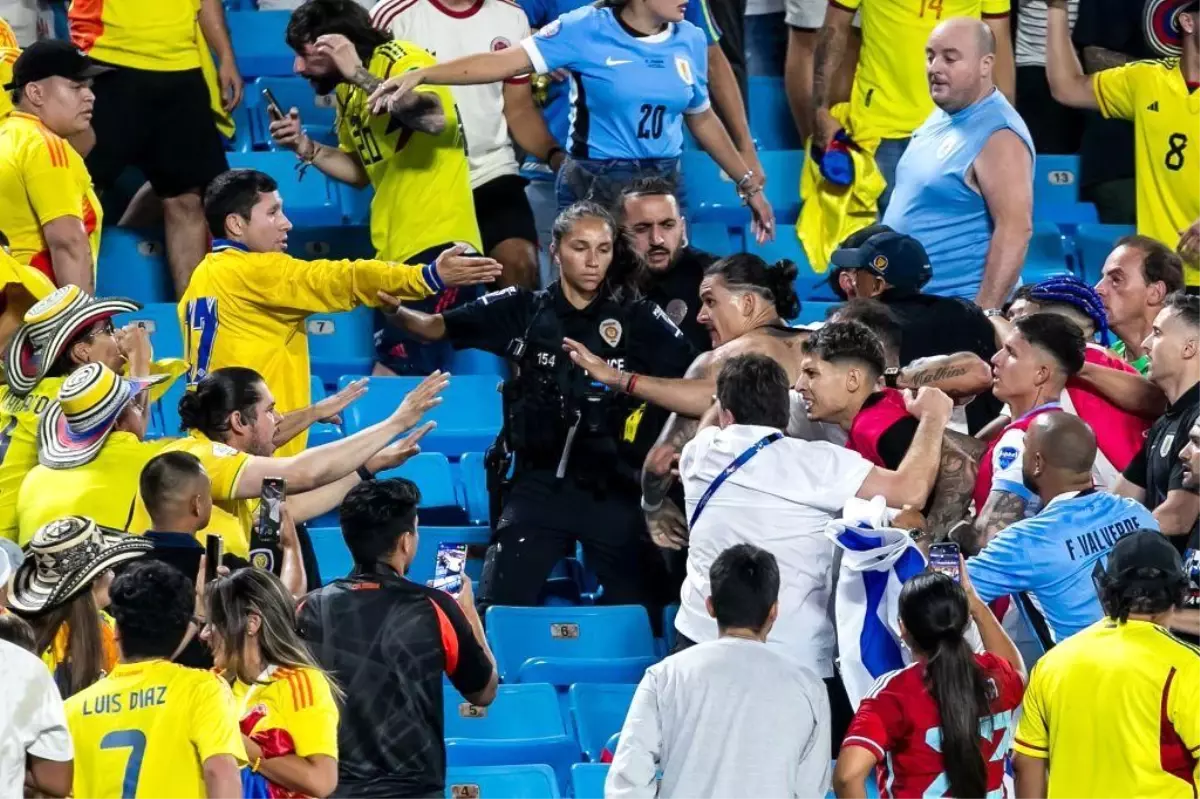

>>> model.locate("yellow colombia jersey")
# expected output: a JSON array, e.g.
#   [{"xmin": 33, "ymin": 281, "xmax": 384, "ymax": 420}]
[
  {"xmin": 0, "ymin": 111, "xmax": 103, "ymax": 281},
  {"xmin": 179, "ymin": 243, "xmax": 437, "ymax": 457},
  {"xmin": 1015, "ymin": 618, "xmax": 1199, "ymax": 798},
  {"xmin": 0, "ymin": 47, "xmax": 17, "ymax": 120},
  {"xmin": 335, "ymin": 40, "xmax": 482, "ymax": 263},
  {"xmin": 0, "ymin": 16, "xmax": 16, "ymax": 48},
  {"xmin": 1094, "ymin": 58, "xmax": 1200, "ymax": 287},
  {"xmin": 837, "ymin": 0, "xmax": 1010, "ymax": 140},
  {"xmin": 128, "ymin": 429, "xmax": 255, "ymax": 559},
  {"xmin": 66, "ymin": 659, "xmax": 247, "ymax": 799},
  {"xmin": 0, "ymin": 377, "xmax": 63, "ymax": 542},
  {"xmin": 234, "ymin": 666, "xmax": 339, "ymax": 767},
  {"xmin": 69, "ymin": 0, "xmax": 202, "ymax": 72},
  {"xmin": 16, "ymin": 431, "xmax": 165, "ymax": 544}
]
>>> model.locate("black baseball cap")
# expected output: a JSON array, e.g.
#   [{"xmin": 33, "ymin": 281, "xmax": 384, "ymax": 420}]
[
  {"xmin": 1105, "ymin": 529, "xmax": 1185, "ymax": 582},
  {"xmin": 5, "ymin": 40, "xmax": 112, "ymax": 91},
  {"xmin": 830, "ymin": 230, "xmax": 933, "ymax": 295}
]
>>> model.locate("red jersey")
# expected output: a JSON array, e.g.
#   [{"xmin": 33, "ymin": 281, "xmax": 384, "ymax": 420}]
[
  {"xmin": 847, "ymin": 388, "xmax": 912, "ymax": 468},
  {"xmin": 972, "ymin": 404, "xmax": 1062, "ymax": 512},
  {"xmin": 842, "ymin": 652, "xmax": 1025, "ymax": 799},
  {"xmin": 1063, "ymin": 345, "xmax": 1150, "ymax": 477}
]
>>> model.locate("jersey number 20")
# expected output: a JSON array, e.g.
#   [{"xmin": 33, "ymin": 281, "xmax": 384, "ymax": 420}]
[{"xmin": 638, "ymin": 104, "xmax": 667, "ymax": 140}]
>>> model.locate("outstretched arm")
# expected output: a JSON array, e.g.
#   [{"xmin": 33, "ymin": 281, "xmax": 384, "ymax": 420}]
[
  {"xmin": 1044, "ymin": 0, "xmax": 1101, "ymax": 110},
  {"xmin": 925, "ymin": 431, "xmax": 985, "ymax": 539}
]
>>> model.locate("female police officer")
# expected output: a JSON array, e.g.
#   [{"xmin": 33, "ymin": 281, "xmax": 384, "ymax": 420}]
[{"xmin": 378, "ymin": 202, "xmax": 695, "ymax": 610}]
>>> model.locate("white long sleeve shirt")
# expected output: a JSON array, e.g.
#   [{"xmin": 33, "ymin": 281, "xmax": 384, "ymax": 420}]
[{"xmin": 605, "ymin": 637, "xmax": 831, "ymax": 799}]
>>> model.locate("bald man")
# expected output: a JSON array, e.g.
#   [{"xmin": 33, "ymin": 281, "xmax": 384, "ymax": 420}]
[
  {"xmin": 883, "ymin": 17, "xmax": 1034, "ymax": 310},
  {"xmin": 964, "ymin": 414, "xmax": 1158, "ymax": 643}
]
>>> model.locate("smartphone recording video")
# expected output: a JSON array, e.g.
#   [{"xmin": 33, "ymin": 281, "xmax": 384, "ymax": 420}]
[
  {"xmin": 432, "ymin": 542, "xmax": 468, "ymax": 595},
  {"xmin": 928, "ymin": 542, "xmax": 961, "ymax": 583}
]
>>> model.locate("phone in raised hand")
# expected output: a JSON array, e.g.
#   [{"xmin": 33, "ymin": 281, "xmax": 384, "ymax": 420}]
[
  {"xmin": 928, "ymin": 542, "xmax": 961, "ymax": 582},
  {"xmin": 262, "ymin": 87, "xmax": 285, "ymax": 121},
  {"xmin": 431, "ymin": 542, "xmax": 468, "ymax": 595}
]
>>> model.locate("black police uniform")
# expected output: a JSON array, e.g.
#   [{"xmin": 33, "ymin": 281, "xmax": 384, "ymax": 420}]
[
  {"xmin": 441, "ymin": 281, "xmax": 696, "ymax": 608},
  {"xmin": 642, "ymin": 246, "xmax": 716, "ymax": 354}
]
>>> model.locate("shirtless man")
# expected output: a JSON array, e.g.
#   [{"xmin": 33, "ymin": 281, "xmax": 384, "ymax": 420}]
[{"xmin": 564, "ymin": 254, "xmax": 993, "ymax": 547}]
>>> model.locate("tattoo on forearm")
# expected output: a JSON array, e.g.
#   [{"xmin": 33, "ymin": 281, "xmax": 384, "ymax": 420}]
[
  {"xmin": 811, "ymin": 23, "xmax": 847, "ymax": 112},
  {"xmin": 926, "ymin": 434, "xmax": 983, "ymax": 539},
  {"xmin": 642, "ymin": 415, "xmax": 699, "ymax": 505},
  {"xmin": 976, "ymin": 491, "xmax": 1027, "ymax": 544},
  {"xmin": 905, "ymin": 364, "xmax": 969, "ymax": 388},
  {"xmin": 350, "ymin": 66, "xmax": 383, "ymax": 93},
  {"xmin": 1081, "ymin": 46, "xmax": 1130, "ymax": 74}
]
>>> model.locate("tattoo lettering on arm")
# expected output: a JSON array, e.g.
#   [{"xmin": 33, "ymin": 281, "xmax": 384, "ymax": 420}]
[
  {"xmin": 908, "ymin": 364, "xmax": 968, "ymax": 387},
  {"xmin": 926, "ymin": 431, "xmax": 985, "ymax": 540},
  {"xmin": 971, "ymin": 491, "xmax": 1028, "ymax": 552},
  {"xmin": 350, "ymin": 66, "xmax": 383, "ymax": 94},
  {"xmin": 1081, "ymin": 46, "xmax": 1130, "ymax": 73}
]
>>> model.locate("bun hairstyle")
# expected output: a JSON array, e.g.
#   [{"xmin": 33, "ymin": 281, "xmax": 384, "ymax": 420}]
[
  {"xmin": 899, "ymin": 572, "xmax": 994, "ymax": 799},
  {"xmin": 177, "ymin": 366, "xmax": 266, "ymax": 440},
  {"xmin": 703, "ymin": 254, "xmax": 801, "ymax": 320}
]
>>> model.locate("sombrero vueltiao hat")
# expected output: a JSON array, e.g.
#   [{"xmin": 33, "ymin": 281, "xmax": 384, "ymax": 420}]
[
  {"xmin": 38, "ymin": 362, "xmax": 167, "ymax": 470},
  {"xmin": 7, "ymin": 516, "xmax": 152, "ymax": 615},
  {"xmin": 4, "ymin": 285, "xmax": 140, "ymax": 397}
]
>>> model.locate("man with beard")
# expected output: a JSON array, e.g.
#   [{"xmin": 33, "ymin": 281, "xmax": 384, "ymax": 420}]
[
  {"xmin": 617, "ymin": 177, "xmax": 717, "ymax": 354},
  {"xmin": 965, "ymin": 412, "xmax": 1156, "ymax": 644},
  {"xmin": 276, "ymin": 0, "xmax": 483, "ymax": 377}
]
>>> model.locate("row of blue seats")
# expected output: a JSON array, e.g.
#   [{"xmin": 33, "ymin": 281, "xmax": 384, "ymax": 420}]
[{"xmin": 445, "ymin": 763, "xmax": 604, "ymax": 799}]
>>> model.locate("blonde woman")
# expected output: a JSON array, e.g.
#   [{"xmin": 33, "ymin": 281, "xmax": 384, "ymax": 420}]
[{"xmin": 205, "ymin": 568, "xmax": 340, "ymax": 798}]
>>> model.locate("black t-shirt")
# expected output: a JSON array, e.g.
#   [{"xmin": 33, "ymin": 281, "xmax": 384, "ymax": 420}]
[
  {"xmin": 1122, "ymin": 382, "xmax": 1200, "ymax": 551},
  {"xmin": 442, "ymin": 282, "xmax": 696, "ymax": 473},
  {"xmin": 881, "ymin": 290, "xmax": 1002, "ymax": 435},
  {"xmin": 642, "ymin": 246, "xmax": 715, "ymax": 354},
  {"xmin": 1072, "ymin": 0, "xmax": 1156, "ymax": 188},
  {"xmin": 297, "ymin": 565, "xmax": 494, "ymax": 798}
]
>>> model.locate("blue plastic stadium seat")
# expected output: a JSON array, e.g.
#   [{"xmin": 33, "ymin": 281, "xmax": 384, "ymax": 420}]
[
  {"xmin": 486, "ymin": 606, "xmax": 658, "ymax": 684},
  {"xmin": 407, "ymin": 526, "xmax": 491, "ymax": 587},
  {"xmin": 308, "ymin": 526, "xmax": 352, "ymax": 583},
  {"xmin": 307, "ymin": 307, "xmax": 376, "ymax": 386},
  {"xmin": 339, "ymin": 184, "xmax": 376, "ymax": 227},
  {"xmin": 661, "ymin": 604, "xmax": 679, "ymax": 654},
  {"xmin": 97, "ymin": 228, "xmax": 174, "ymax": 305},
  {"xmin": 445, "ymin": 686, "xmax": 584, "ymax": 792},
  {"xmin": 229, "ymin": 11, "xmax": 294, "ymax": 78},
  {"xmin": 746, "ymin": 225, "xmax": 840, "ymax": 305},
  {"xmin": 340, "ymin": 375, "xmax": 503, "ymax": 458},
  {"xmin": 458, "ymin": 452, "xmax": 489, "ymax": 525},
  {"xmin": 224, "ymin": 103, "xmax": 255, "ymax": 153},
  {"xmin": 571, "ymin": 763, "xmax": 610, "ymax": 799},
  {"xmin": 569, "ymin": 684, "xmax": 636, "ymax": 762},
  {"xmin": 443, "ymin": 765, "xmax": 560, "ymax": 799},
  {"xmin": 285, "ymin": 226, "xmax": 374, "ymax": 263},
  {"xmin": 796, "ymin": 300, "xmax": 837, "ymax": 326},
  {"xmin": 687, "ymin": 223, "xmax": 737, "ymax": 257},
  {"xmin": 1033, "ymin": 154, "xmax": 1080, "ymax": 207},
  {"xmin": 226, "ymin": 152, "xmax": 342, "ymax": 228},
  {"xmin": 749, "ymin": 76, "xmax": 803, "ymax": 151},
  {"xmin": 1075, "ymin": 223, "xmax": 1135, "ymax": 285},
  {"xmin": 114, "ymin": 303, "xmax": 186, "ymax": 439},
  {"xmin": 1023, "ymin": 221, "xmax": 1075, "ymax": 284},
  {"xmin": 1033, "ymin": 202, "xmax": 1099, "ymax": 227},
  {"xmin": 447, "ymin": 348, "xmax": 507, "ymax": 378},
  {"xmin": 375, "ymin": 452, "xmax": 465, "ymax": 525},
  {"xmin": 306, "ymin": 376, "xmax": 342, "ymax": 448},
  {"xmin": 251, "ymin": 76, "xmax": 339, "ymax": 151},
  {"xmin": 681, "ymin": 151, "xmax": 747, "ymax": 226},
  {"xmin": 759, "ymin": 149, "xmax": 804, "ymax": 225}
]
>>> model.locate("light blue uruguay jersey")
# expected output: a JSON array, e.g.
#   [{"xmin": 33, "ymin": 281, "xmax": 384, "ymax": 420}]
[
  {"xmin": 516, "ymin": 0, "xmax": 719, "ymax": 155},
  {"xmin": 966, "ymin": 490, "xmax": 1158, "ymax": 643},
  {"xmin": 520, "ymin": 5, "xmax": 711, "ymax": 160}
]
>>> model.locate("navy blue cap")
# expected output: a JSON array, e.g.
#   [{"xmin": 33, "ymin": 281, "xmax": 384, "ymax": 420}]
[{"xmin": 829, "ymin": 231, "xmax": 933, "ymax": 294}]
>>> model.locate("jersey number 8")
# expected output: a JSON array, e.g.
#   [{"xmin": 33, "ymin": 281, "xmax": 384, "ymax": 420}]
[
  {"xmin": 637, "ymin": 104, "xmax": 667, "ymax": 140},
  {"xmin": 1165, "ymin": 133, "xmax": 1188, "ymax": 172}
]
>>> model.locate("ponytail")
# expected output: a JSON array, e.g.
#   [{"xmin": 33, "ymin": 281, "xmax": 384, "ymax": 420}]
[
  {"xmin": 178, "ymin": 366, "xmax": 265, "ymax": 439},
  {"xmin": 899, "ymin": 572, "xmax": 993, "ymax": 799},
  {"xmin": 764, "ymin": 259, "xmax": 800, "ymax": 320}
]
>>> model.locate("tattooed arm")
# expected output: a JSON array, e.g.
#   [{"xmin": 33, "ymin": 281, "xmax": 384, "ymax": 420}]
[
  {"xmin": 925, "ymin": 430, "xmax": 985, "ymax": 540},
  {"xmin": 348, "ymin": 66, "xmax": 446, "ymax": 134},
  {"xmin": 1081, "ymin": 46, "xmax": 1129, "ymax": 72},
  {"xmin": 895, "ymin": 352, "xmax": 993, "ymax": 400},
  {"xmin": 961, "ymin": 490, "xmax": 1028, "ymax": 555},
  {"xmin": 811, "ymin": 4, "xmax": 856, "ymax": 150}
]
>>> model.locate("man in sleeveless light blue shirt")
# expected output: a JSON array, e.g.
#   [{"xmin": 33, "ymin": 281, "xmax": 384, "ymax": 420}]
[
  {"xmin": 966, "ymin": 413, "xmax": 1158, "ymax": 643},
  {"xmin": 883, "ymin": 18, "xmax": 1035, "ymax": 310}
]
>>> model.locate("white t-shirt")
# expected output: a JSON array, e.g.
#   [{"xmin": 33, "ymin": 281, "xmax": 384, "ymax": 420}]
[
  {"xmin": 370, "ymin": 0, "xmax": 530, "ymax": 188},
  {"xmin": 0, "ymin": 638, "xmax": 73, "ymax": 797},
  {"xmin": 607, "ymin": 637, "xmax": 831, "ymax": 799},
  {"xmin": 0, "ymin": 0, "xmax": 53, "ymax": 46},
  {"xmin": 678, "ymin": 423, "xmax": 874, "ymax": 677}
]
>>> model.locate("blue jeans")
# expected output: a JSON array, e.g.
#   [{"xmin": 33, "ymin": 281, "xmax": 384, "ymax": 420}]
[
  {"xmin": 746, "ymin": 13, "xmax": 787, "ymax": 77},
  {"xmin": 555, "ymin": 156, "xmax": 685, "ymax": 214},
  {"xmin": 874, "ymin": 137, "xmax": 911, "ymax": 216}
]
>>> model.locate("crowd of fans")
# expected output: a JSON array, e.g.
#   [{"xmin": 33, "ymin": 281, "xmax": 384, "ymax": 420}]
[{"xmin": 0, "ymin": 0, "xmax": 1197, "ymax": 795}]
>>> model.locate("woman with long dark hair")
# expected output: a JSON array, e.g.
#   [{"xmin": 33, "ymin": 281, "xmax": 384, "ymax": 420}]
[
  {"xmin": 205, "ymin": 568, "xmax": 340, "ymax": 799},
  {"xmin": 833, "ymin": 566, "xmax": 1026, "ymax": 798}
]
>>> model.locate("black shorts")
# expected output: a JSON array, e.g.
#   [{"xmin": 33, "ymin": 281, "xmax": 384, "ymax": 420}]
[
  {"xmin": 473, "ymin": 174, "xmax": 538, "ymax": 254},
  {"xmin": 86, "ymin": 64, "xmax": 229, "ymax": 198}
]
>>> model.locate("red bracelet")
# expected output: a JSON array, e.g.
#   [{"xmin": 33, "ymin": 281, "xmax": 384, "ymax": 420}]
[{"xmin": 627, "ymin": 373, "xmax": 639, "ymax": 394}]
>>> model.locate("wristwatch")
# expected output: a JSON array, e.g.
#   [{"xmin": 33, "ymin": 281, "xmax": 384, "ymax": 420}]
[
  {"xmin": 883, "ymin": 367, "xmax": 901, "ymax": 388},
  {"xmin": 983, "ymin": 308, "xmax": 1005, "ymax": 318}
]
